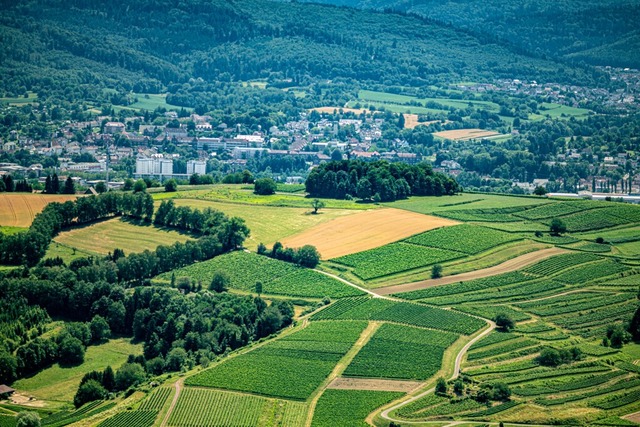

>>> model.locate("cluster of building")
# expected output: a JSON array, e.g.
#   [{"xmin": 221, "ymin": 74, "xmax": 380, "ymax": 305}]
[{"xmin": 459, "ymin": 67, "xmax": 640, "ymax": 109}]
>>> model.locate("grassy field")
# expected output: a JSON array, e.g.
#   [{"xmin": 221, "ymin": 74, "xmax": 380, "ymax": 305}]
[
  {"xmin": 0, "ymin": 193, "xmax": 78, "ymax": 227},
  {"xmin": 128, "ymin": 93, "xmax": 180, "ymax": 111},
  {"xmin": 281, "ymin": 208, "xmax": 458, "ymax": 259},
  {"xmin": 53, "ymin": 218, "xmax": 193, "ymax": 255},
  {"xmin": 45, "ymin": 241, "xmax": 95, "ymax": 263},
  {"xmin": 168, "ymin": 198, "xmax": 357, "ymax": 250},
  {"xmin": 0, "ymin": 92, "xmax": 38, "ymax": 105},
  {"xmin": 153, "ymin": 185, "xmax": 375, "ymax": 210},
  {"xmin": 356, "ymin": 90, "xmax": 500, "ymax": 112},
  {"xmin": 13, "ymin": 338, "xmax": 141, "ymax": 403}
]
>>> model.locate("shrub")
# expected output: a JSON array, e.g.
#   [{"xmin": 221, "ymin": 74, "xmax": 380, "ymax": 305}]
[{"xmin": 254, "ymin": 178, "xmax": 277, "ymax": 195}]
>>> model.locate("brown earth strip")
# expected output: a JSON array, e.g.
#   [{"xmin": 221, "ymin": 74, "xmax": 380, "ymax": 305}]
[
  {"xmin": 327, "ymin": 377, "xmax": 422, "ymax": 393},
  {"xmin": 374, "ymin": 247, "xmax": 569, "ymax": 296}
]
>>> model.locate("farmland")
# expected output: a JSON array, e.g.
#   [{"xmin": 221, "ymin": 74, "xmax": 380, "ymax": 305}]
[
  {"xmin": 330, "ymin": 242, "xmax": 463, "ymax": 280},
  {"xmin": 343, "ymin": 324, "xmax": 458, "ymax": 380},
  {"xmin": 405, "ymin": 224, "xmax": 521, "ymax": 255},
  {"xmin": 53, "ymin": 218, "xmax": 193, "ymax": 256},
  {"xmin": 154, "ymin": 251, "xmax": 363, "ymax": 298},
  {"xmin": 6, "ymin": 192, "xmax": 640, "ymax": 427},
  {"xmin": 433, "ymin": 129, "xmax": 504, "ymax": 141},
  {"xmin": 280, "ymin": 208, "xmax": 458, "ymax": 259},
  {"xmin": 0, "ymin": 193, "xmax": 77, "ymax": 227},
  {"xmin": 311, "ymin": 390, "xmax": 402, "ymax": 427},
  {"xmin": 185, "ymin": 321, "xmax": 367, "ymax": 399},
  {"xmin": 168, "ymin": 198, "xmax": 357, "ymax": 250},
  {"xmin": 168, "ymin": 388, "xmax": 306, "ymax": 427}
]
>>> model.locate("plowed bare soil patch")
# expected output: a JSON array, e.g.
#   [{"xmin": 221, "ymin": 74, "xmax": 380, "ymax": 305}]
[
  {"xmin": 328, "ymin": 377, "xmax": 422, "ymax": 392},
  {"xmin": 280, "ymin": 208, "xmax": 458, "ymax": 259},
  {"xmin": 403, "ymin": 114, "xmax": 440, "ymax": 129},
  {"xmin": 0, "ymin": 193, "xmax": 78, "ymax": 227},
  {"xmin": 434, "ymin": 128, "xmax": 501, "ymax": 141}
]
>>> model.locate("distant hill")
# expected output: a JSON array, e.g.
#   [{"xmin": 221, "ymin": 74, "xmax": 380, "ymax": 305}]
[
  {"xmin": 294, "ymin": 0, "xmax": 640, "ymax": 69},
  {"xmin": 0, "ymin": 0, "xmax": 604, "ymax": 106}
]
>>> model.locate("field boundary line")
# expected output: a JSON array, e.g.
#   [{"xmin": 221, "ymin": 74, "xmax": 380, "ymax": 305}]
[
  {"xmin": 304, "ymin": 321, "xmax": 381, "ymax": 427},
  {"xmin": 374, "ymin": 247, "xmax": 569, "ymax": 296},
  {"xmin": 313, "ymin": 269, "xmax": 380, "ymax": 297}
]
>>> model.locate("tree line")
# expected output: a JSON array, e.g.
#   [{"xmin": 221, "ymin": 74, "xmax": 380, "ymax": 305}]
[
  {"xmin": 0, "ymin": 192, "xmax": 155, "ymax": 266},
  {"xmin": 305, "ymin": 159, "xmax": 460, "ymax": 202}
]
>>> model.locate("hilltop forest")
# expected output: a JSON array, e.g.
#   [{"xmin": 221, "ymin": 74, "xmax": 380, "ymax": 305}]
[
  {"xmin": 0, "ymin": 0, "xmax": 608, "ymax": 113},
  {"xmin": 295, "ymin": 0, "xmax": 640, "ymax": 69}
]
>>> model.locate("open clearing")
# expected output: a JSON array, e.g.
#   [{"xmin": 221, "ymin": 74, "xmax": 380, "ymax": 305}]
[
  {"xmin": 433, "ymin": 128, "xmax": 503, "ymax": 141},
  {"xmin": 12, "ymin": 338, "xmax": 141, "ymax": 402},
  {"xmin": 374, "ymin": 247, "xmax": 568, "ymax": 295},
  {"xmin": 0, "ymin": 193, "xmax": 77, "ymax": 227},
  {"xmin": 328, "ymin": 377, "xmax": 421, "ymax": 392},
  {"xmin": 54, "ymin": 217, "xmax": 193, "ymax": 255},
  {"xmin": 169, "ymin": 199, "xmax": 358, "ymax": 250},
  {"xmin": 280, "ymin": 208, "xmax": 459, "ymax": 259}
]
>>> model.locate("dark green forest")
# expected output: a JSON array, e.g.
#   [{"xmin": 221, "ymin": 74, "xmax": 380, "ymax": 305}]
[
  {"xmin": 295, "ymin": 0, "xmax": 640, "ymax": 69},
  {"xmin": 0, "ymin": 0, "xmax": 608, "ymax": 112}
]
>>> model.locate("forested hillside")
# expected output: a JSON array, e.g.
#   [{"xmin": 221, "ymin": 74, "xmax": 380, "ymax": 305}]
[
  {"xmin": 0, "ymin": 0, "xmax": 605, "ymax": 110},
  {"xmin": 296, "ymin": 0, "xmax": 640, "ymax": 69}
]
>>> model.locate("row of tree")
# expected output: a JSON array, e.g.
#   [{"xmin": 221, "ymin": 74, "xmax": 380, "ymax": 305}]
[
  {"xmin": 0, "ymin": 175, "xmax": 32, "ymax": 193},
  {"xmin": 0, "ymin": 192, "xmax": 155, "ymax": 266},
  {"xmin": 257, "ymin": 242, "xmax": 321, "ymax": 268},
  {"xmin": 305, "ymin": 160, "xmax": 461, "ymax": 201},
  {"xmin": 43, "ymin": 173, "xmax": 76, "ymax": 194}
]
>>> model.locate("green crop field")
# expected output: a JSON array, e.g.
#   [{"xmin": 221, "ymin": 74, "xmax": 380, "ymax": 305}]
[
  {"xmin": 344, "ymin": 324, "xmax": 458, "ymax": 380},
  {"xmin": 13, "ymin": 338, "xmax": 141, "ymax": 402},
  {"xmin": 384, "ymin": 193, "xmax": 549, "ymax": 216},
  {"xmin": 168, "ymin": 388, "xmax": 306, "ymax": 427},
  {"xmin": 331, "ymin": 242, "xmax": 463, "ymax": 280},
  {"xmin": 40, "ymin": 401, "xmax": 116, "ymax": 427},
  {"xmin": 552, "ymin": 259, "xmax": 630, "ymax": 284},
  {"xmin": 311, "ymin": 389, "xmax": 402, "ymax": 427},
  {"xmin": 53, "ymin": 218, "xmax": 193, "ymax": 256},
  {"xmin": 396, "ymin": 271, "xmax": 532, "ymax": 301},
  {"xmin": 311, "ymin": 297, "xmax": 485, "ymax": 335},
  {"xmin": 514, "ymin": 201, "xmax": 600, "ymax": 220},
  {"xmin": 523, "ymin": 252, "xmax": 601, "ymax": 276},
  {"xmin": 185, "ymin": 321, "xmax": 366, "ymax": 399},
  {"xmin": 97, "ymin": 411, "xmax": 157, "ymax": 427},
  {"xmin": 156, "ymin": 251, "xmax": 363, "ymax": 298},
  {"xmin": 405, "ymin": 224, "xmax": 521, "ymax": 254},
  {"xmin": 169, "ymin": 198, "xmax": 358, "ymax": 250},
  {"xmin": 357, "ymin": 90, "xmax": 500, "ymax": 112},
  {"xmin": 139, "ymin": 387, "xmax": 172, "ymax": 411}
]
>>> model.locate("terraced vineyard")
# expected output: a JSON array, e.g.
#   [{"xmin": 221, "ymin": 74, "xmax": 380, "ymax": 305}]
[
  {"xmin": 168, "ymin": 388, "xmax": 306, "ymax": 427},
  {"xmin": 311, "ymin": 390, "xmax": 402, "ymax": 427},
  {"xmin": 405, "ymin": 224, "xmax": 521, "ymax": 254},
  {"xmin": 311, "ymin": 297, "xmax": 485, "ymax": 335},
  {"xmin": 97, "ymin": 411, "xmax": 157, "ymax": 427},
  {"xmin": 185, "ymin": 321, "xmax": 367, "ymax": 399},
  {"xmin": 331, "ymin": 242, "xmax": 463, "ymax": 280},
  {"xmin": 343, "ymin": 324, "xmax": 458, "ymax": 380},
  {"xmin": 155, "ymin": 251, "xmax": 363, "ymax": 298}
]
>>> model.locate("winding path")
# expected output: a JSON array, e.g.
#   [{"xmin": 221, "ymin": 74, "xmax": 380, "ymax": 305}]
[
  {"xmin": 379, "ymin": 318, "xmax": 496, "ymax": 424},
  {"xmin": 374, "ymin": 247, "xmax": 568, "ymax": 296}
]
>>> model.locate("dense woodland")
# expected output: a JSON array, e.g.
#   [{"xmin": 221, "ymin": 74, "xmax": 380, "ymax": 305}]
[
  {"xmin": 305, "ymin": 160, "xmax": 460, "ymax": 201},
  {"xmin": 0, "ymin": 0, "xmax": 607, "ymax": 111},
  {"xmin": 298, "ymin": 0, "xmax": 640, "ymax": 69}
]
